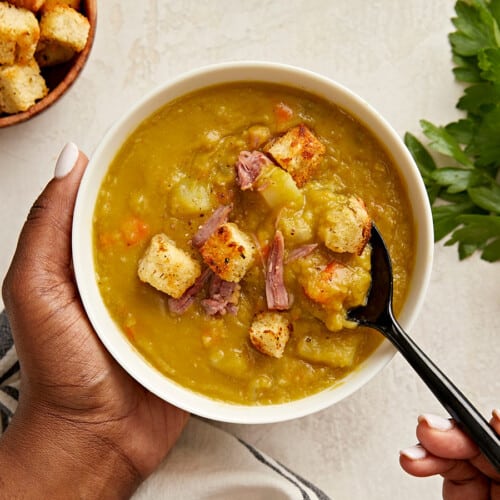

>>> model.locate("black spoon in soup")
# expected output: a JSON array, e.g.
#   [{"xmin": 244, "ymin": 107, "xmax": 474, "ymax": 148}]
[{"xmin": 348, "ymin": 223, "xmax": 500, "ymax": 472}]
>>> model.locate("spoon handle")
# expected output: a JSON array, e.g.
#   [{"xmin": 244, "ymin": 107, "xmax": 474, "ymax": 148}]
[{"xmin": 383, "ymin": 312, "xmax": 500, "ymax": 473}]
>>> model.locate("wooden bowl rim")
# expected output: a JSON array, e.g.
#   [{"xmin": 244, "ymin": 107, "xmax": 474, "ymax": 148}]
[{"xmin": 0, "ymin": 0, "xmax": 97, "ymax": 128}]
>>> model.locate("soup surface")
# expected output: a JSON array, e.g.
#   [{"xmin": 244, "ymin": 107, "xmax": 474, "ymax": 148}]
[{"xmin": 93, "ymin": 82, "xmax": 415, "ymax": 405}]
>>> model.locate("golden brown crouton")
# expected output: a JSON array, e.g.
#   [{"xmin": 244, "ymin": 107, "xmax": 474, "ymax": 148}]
[
  {"xmin": 35, "ymin": 39, "xmax": 73, "ymax": 66},
  {"xmin": 38, "ymin": 5, "xmax": 89, "ymax": 53},
  {"xmin": 249, "ymin": 312, "xmax": 291, "ymax": 358},
  {"xmin": 6, "ymin": 0, "xmax": 45, "ymax": 12},
  {"xmin": 264, "ymin": 124, "xmax": 326, "ymax": 187},
  {"xmin": 199, "ymin": 222, "xmax": 256, "ymax": 282},
  {"xmin": 0, "ymin": 59, "xmax": 47, "ymax": 113},
  {"xmin": 317, "ymin": 194, "xmax": 371, "ymax": 255},
  {"xmin": 138, "ymin": 233, "xmax": 202, "ymax": 299},
  {"xmin": 0, "ymin": 2, "xmax": 40, "ymax": 64},
  {"xmin": 41, "ymin": 0, "xmax": 80, "ymax": 12}
]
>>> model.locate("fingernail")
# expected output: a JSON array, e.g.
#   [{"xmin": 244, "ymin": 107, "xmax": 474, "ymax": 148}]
[
  {"xmin": 400, "ymin": 444, "xmax": 427, "ymax": 460},
  {"xmin": 418, "ymin": 413, "xmax": 454, "ymax": 431},
  {"xmin": 493, "ymin": 409, "xmax": 500, "ymax": 421},
  {"xmin": 54, "ymin": 142, "xmax": 79, "ymax": 179}
]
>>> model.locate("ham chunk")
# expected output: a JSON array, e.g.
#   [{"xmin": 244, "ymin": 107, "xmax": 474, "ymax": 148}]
[
  {"xmin": 138, "ymin": 233, "xmax": 201, "ymax": 299},
  {"xmin": 317, "ymin": 195, "xmax": 371, "ymax": 255},
  {"xmin": 235, "ymin": 150, "xmax": 273, "ymax": 190},
  {"xmin": 264, "ymin": 124, "xmax": 325, "ymax": 187},
  {"xmin": 266, "ymin": 230, "xmax": 290, "ymax": 311},
  {"xmin": 199, "ymin": 222, "xmax": 256, "ymax": 282},
  {"xmin": 249, "ymin": 312, "xmax": 292, "ymax": 358}
]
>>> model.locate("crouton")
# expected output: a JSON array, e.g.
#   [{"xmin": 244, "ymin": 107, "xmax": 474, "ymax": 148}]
[
  {"xmin": 0, "ymin": 59, "xmax": 47, "ymax": 113},
  {"xmin": 317, "ymin": 194, "xmax": 371, "ymax": 255},
  {"xmin": 41, "ymin": 0, "xmax": 80, "ymax": 12},
  {"xmin": 138, "ymin": 233, "xmax": 202, "ymax": 299},
  {"xmin": 264, "ymin": 124, "xmax": 326, "ymax": 187},
  {"xmin": 199, "ymin": 222, "xmax": 256, "ymax": 283},
  {"xmin": 38, "ymin": 5, "xmax": 89, "ymax": 53},
  {"xmin": 0, "ymin": 2, "xmax": 40, "ymax": 64},
  {"xmin": 6, "ymin": 0, "xmax": 45, "ymax": 12},
  {"xmin": 249, "ymin": 312, "xmax": 291, "ymax": 358},
  {"xmin": 35, "ymin": 39, "xmax": 73, "ymax": 66}
]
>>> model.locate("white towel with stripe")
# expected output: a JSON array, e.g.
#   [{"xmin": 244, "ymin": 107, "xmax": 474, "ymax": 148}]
[{"xmin": 0, "ymin": 311, "xmax": 330, "ymax": 500}]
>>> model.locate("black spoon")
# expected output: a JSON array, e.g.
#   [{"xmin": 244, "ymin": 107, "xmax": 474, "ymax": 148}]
[{"xmin": 348, "ymin": 224, "xmax": 500, "ymax": 472}]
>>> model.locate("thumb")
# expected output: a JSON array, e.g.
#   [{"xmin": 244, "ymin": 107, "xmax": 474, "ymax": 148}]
[{"xmin": 3, "ymin": 143, "xmax": 88, "ymax": 306}]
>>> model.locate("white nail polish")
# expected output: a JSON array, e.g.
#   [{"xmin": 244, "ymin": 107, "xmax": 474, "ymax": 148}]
[
  {"xmin": 54, "ymin": 142, "xmax": 79, "ymax": 179},
  {"xmin": 400, "ymin": 444, "xmax": 427, "ymax": 460},
  {"xmin": 419, "ymin": 413, "xmax": 454, "ymax": 431}
]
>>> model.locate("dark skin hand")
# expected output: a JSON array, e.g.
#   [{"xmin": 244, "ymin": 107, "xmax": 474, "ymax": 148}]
[
  {"xmin": 400, "ymin": 411, "xmax": 500, "ymax": 500},
  {"xmin": 0, "ymin": 147, "xmax": 189, "ymax": 498}
]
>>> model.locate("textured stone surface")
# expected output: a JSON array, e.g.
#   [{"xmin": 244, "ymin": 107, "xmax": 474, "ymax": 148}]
[{"xmin": 1, "ymin": 1, "xmax": 499, "ymax": 499}]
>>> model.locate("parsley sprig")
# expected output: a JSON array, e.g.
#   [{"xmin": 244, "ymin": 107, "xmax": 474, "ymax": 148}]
[{"xmin": 405, "ymin": 0, "xmax": 500, "ymax": 262}]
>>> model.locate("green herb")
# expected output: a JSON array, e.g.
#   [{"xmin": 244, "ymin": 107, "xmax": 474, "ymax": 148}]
[{"xmin": 405, "ymin": 0, "xmax": 500, "ymax": 262}]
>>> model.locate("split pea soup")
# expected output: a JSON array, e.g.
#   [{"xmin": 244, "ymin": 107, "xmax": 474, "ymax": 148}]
[{"xmin": 93, "ymin": 82, "xmax": 415, "ymax": 405}]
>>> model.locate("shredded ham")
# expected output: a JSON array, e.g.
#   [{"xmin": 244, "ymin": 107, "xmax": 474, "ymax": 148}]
[
  {"xmin": 201, "ymin": 274, "xmax": 241, "ymax": 316},
  {"xmin": 168, "ymin": 267, "xmax": 212, "ymax": 315},
  {"xmin": 285, "ymin": 243, "xmax": 318, "ymax": 263},
  {"xmin": 191, "ymin": 204, "xmax": 232, "ymax": 249},
  {"xmin": 235, "ymin": 150, "xmax": 273, "ymax": 190},
  {"xmin": 265, "ymin": 230, "xmax": 291, "ymax": 310}
]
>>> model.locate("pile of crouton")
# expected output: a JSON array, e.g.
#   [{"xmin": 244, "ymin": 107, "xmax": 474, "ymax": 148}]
[{"xmin": 0, "ymin": 0, "xmax": 90, "ymax": 114}]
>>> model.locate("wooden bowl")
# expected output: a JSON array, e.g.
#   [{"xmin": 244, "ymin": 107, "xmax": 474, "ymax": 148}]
[{"xmin": 0, "ymin": 0, "xmax": 97, "ymax": 128}]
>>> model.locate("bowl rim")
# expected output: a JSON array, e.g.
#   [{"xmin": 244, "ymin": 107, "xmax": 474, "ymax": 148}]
[
  {"xmin": 72, "ymin": 61, "xmax": 434, "ymax": 424},
  {"xmin": 0, "ymin": 0, "xmax": 97, "ymax": 128}
]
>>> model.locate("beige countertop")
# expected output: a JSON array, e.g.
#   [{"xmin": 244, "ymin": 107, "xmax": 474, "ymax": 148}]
[{"xmin": 1, "ymin": 1, "xmax": 499, "ymax": 498}]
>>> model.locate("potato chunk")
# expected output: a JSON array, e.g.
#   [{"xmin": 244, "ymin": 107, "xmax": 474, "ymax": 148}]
[
  {"xmin": 254, "ymin": 162, "xmax": 304, "ymax": 210},
  {"xmin": 296, "ymin": 331, "xmax": 363, "ymax": 368},
  {"xmin": 199, "ymin": 222, "xmax": 256, "ymax": 282},
  {"xmin": 249, "ymin": 312, "xmax": 291, "ymax": 358},
  {"xmin": 138, "ymin": 233, "xmax": 201, "ymax": 299},
  {"xmin": 264, "ymin": 124, "xmax": 325, "ymax": 187}
]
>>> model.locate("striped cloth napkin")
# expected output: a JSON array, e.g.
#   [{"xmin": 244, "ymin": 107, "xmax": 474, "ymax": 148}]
[
  {"xmin": 0, "ymin": 310, "xmax": 330, "ymax": 499},
  {"xmin": 0, "ymin": 311, "xmax": 19, "ymax": 434}
]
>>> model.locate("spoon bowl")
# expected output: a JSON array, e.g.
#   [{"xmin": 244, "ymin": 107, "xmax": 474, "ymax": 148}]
[{"xmin": 349, "ymin": 224, "xmax": 500, "ymax": 472}]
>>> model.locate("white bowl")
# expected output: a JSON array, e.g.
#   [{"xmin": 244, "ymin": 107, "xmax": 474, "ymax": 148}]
[{"xmin": 72, "ymin": 61, "xmax": 433, "ymax": 424}]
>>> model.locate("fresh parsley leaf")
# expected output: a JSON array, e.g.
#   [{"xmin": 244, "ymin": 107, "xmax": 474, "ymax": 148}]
[
  {"xmin": 405, "ymin": 0, "xmax": 500, "ymax": 262},
  {"xmin": 449, "ymin": 1, "xmax": 500, "ymax": 56},
  {"xmin": 431, "ymin": 167, "xmax": 484, "ymax": 193},
  {"xmin": 452, "ymin": 54, "xmax": 482, "ymax": 82},
  {"xmin": 468, "ymin": 182, "xmax": 500, "ymax": 211},
  {"xmin": 467, "ymin": 106, "xmax": 500, "ymax": 167},
  {"xmin": 478, "ymin": 47, "xmax": 500, "ymax": 80},
  {"xmin": 481, "ymin": 236, "xmax": 500, "ymax": 260},
  {"xmin": 432, "ymin": 200, "xmax": 478, "ymax": 241},
  {"xmin": 445, "ymin": 119, "xmax": 476, "ymax": 145},
  {"xmin": 456, "ymin": 82, "xmax": 500, "ymax": 114},
  {"xmin": 403, "ymin": 132, "xmax": 437, "ymax": 179},
  {"xmin": 420, "ymin": 120, "xmax": 474, "ymax": 167}
]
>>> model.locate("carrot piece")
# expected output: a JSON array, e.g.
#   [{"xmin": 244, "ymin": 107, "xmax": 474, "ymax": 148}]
[
  {"xmin": 274, "ymin": 102, "xmax": 294, "ymax": 123},
  {"xmin": 121, "ymin": 217, "xmax": 149, "ymax": 246}
]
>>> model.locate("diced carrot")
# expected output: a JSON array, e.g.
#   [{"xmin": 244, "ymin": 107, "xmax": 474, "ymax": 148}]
[
  {"xmin": 274, "ymin": 102, "xmax": 294, "ymax": 123},
  {"xmin": 261, "ymin": 243, "xmax": 270, "ymax": 260},
  {"xmin": 121, "ymin": 216, "xmax": 149, "ymax": 246},
  {"xmin": 124, "ymin": 325, "xmax": 135, "ymax": 341}
]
